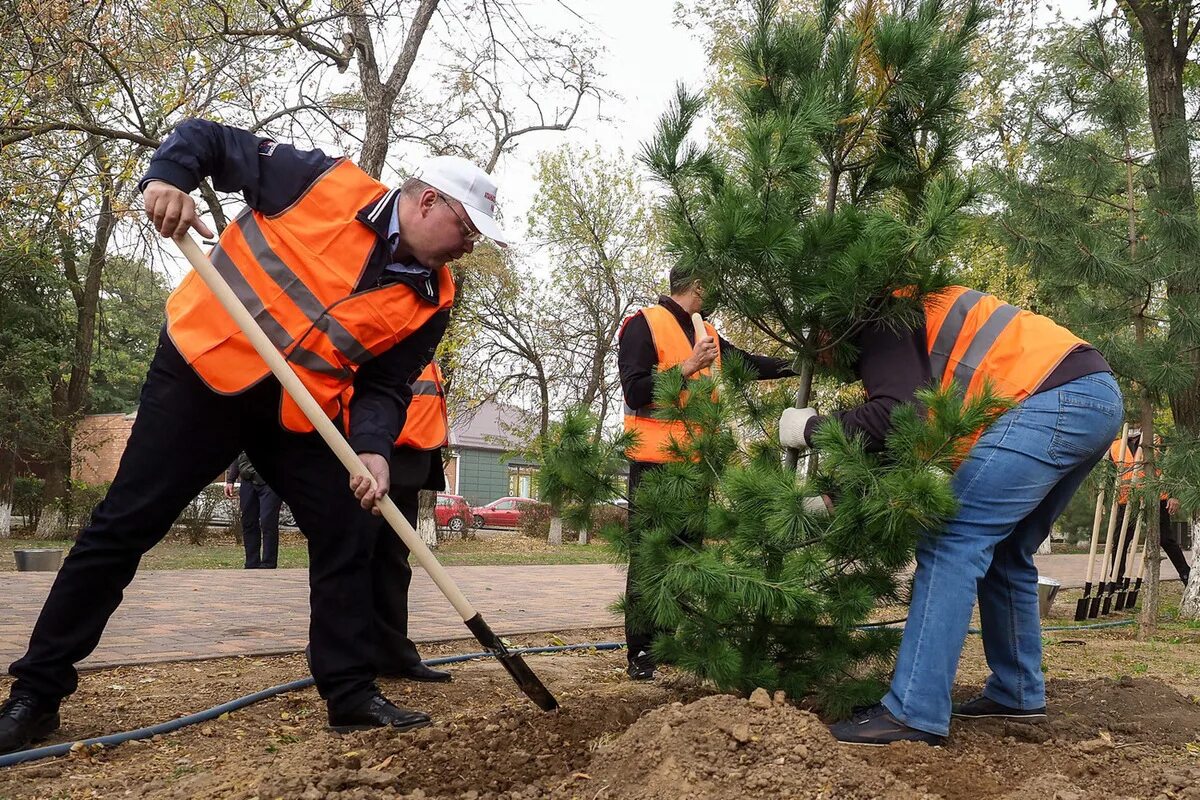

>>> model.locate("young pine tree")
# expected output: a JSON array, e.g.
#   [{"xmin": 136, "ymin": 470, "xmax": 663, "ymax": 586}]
[
  {"xmin": 623, "ymin": 0, "xmax": 1004, "ymax": 712},
  {"xmin": 534, "ymin": 406, "xmax": 630, "ymax": 545}
]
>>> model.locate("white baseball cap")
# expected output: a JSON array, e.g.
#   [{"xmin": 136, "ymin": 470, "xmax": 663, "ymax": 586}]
[{"xmin": 412, "ymin": 155, "xmax": 509, "ymax": 248}]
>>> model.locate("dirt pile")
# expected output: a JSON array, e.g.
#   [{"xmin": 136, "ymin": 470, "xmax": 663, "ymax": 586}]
[{"xmin": 562, "ymin": 690, "xmax": 934, "ymax": 800}]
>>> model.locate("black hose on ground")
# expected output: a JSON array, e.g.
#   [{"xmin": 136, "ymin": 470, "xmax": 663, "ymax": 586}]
[{"xmin": 0, "ymin": 642, "xmax": 627, "ymax": 769}]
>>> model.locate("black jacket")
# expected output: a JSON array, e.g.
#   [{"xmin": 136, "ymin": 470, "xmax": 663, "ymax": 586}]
[{"xmin": 141, "ymin": 119, "xmax": 448, "ymax": 457}]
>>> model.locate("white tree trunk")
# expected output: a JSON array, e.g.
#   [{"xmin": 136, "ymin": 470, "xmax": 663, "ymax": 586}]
[
  {"xmin": 1036, "ymin": 536, "xmax": 1053, "ymax": 555},
  {"xmin": 36, "ymin": 507, "xmax": 63, "ymax": 539},
  {"xmin": 578, "ymin": 523, "xmax": 589, "ymax": 545},
  {"xmin": 417, "ymin": 489, "xmax": 438, "ymax": 547},
  {"xmin": 0, "ymin": 499, "xmax": 10, "ymax": 538},
  {"xmin": 548, "ymin": 515, "xmax": 563, "ymax": 546},
  {"xmin": 1181, "ymin": 570, "xmax": 1200, "ymax": 619}
]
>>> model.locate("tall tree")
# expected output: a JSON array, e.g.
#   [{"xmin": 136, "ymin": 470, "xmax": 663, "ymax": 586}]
[
  {"xmin": 629, "ymin": 0, "xmax": 989, "ymax": 709},
  {"xmin": 527, "ymin": 146, "xmax": 663, "ymax": 428},
  {"xmin": 997, "ymin": 17, "xmax": 1195, "ymax": 633},
  {"xmin": 1117, "ymin": 0, "xmax": 1200, "ymax": 434}
]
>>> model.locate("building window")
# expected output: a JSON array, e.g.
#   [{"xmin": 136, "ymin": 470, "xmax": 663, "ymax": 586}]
[{"xmin": 508, "ymin": 465, "xmax": 539, "ymax": 499}]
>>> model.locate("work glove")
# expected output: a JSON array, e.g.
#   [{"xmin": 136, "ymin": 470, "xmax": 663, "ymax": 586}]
[{"xmin": 779, "ymin": 407, "xmax": 817, "ymax": 450}]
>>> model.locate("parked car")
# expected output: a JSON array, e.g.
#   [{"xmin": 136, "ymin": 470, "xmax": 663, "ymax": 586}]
[
  {"xmin": 435, "ymin": 493, "xmax": 473, "ymax": 532},
  {"xmin": 471, "ymin": 496, "xmax": 539, "ymax": 529}
]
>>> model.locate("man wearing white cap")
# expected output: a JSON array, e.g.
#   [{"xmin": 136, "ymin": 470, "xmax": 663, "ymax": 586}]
[{"xmin": 0, "ymin": 119, "xmax": 507, "ymax": 754}]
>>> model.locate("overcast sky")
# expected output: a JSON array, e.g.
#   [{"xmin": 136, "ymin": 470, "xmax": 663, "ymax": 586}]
[{"xmin": 168, "ymin": 0, "xmax": 1102, "ymax": 279}]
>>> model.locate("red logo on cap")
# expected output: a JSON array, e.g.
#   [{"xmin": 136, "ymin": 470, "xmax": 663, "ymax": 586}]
[{"xmin": 484, "ymin": 192, "xmax": 496, "ymax": 202}]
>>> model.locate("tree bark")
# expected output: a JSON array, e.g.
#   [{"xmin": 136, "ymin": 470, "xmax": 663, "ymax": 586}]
[
  {"xmin": 577, "ymin": 522, "xmax": 589, "ymax": 545},
  {"xmin": 1137, "ymin": 346, "xmax": 1161, "ymax": 639},
  {"xmin": 1181, "ymin": 567, "xmax": 1200, "ymax": 618},
  {"xmin": 548, "ymin": 514, "xmax": 563, "ymax": 546},
  {"xmin": 417, "ymin": 488, "xmax": 438, "ymax": 547},
  {"xmin": 0, "ymin": 447, "xmax": 14, "ymax": 538}
]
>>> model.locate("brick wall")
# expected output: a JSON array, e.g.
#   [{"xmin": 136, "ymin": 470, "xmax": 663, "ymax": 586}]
[{"xmin": 72, "ymin": 412, "xmax": 137, "ymax": 485}]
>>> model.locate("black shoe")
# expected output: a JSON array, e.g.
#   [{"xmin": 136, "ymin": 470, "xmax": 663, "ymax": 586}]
[
  {"xmin": 828, "ymin": 703, "xmax": 945, "ymax": 747},
  {"xmin": 0, "ymin": 694, "xmax": 61, "ymax": 755},
  {"xmin": 626, "ymin": 650, "xmax": 655, "ymax": 681},
  {"xmin": 327, "ymin": 694, "xmax": 432, "ymax": 733},
  {"xmin": 380, "ymin": 663, "xmax": 452, "ymax": 683},
  {"xmin": 952, "ymin": 694, "xmax": 1047, "ymax": 721}
]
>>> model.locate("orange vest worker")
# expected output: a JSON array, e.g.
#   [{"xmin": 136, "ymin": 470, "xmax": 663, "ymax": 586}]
[
  {"xmin": 623, "ymin": 304, "xmax": 721, "ymax": 464},
  {"xmin": 165, "ymin": 159, "xmax": 455, "ymax": 433},
  {"xmin": 1107, "ymin": 435, "xmax": 1169, "ymax": 505},
  {"xmin": 396, "ymin": 361, "xmax": 449, "ymax": 451},
  {"xmin": 922, "ymin": 286, "xmax": 1086, "ymax": 404}
]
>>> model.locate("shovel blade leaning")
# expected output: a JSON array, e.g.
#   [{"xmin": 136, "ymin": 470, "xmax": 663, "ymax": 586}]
[{"xmin": 465, "ymin": 614, "xmax": 559, "ymax": 711}]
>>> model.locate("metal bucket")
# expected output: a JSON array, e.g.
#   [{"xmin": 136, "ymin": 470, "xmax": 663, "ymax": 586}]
[
  {"xmin": 1037, "ymin": 576, "xmax": 1061, "ymax": 619},
  {"xmin": 14, "ymin": 549, "xmax": 63, "ymax": 572}
]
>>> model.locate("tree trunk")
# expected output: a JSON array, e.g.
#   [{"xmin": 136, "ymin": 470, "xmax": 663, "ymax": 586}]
[
  {"xmin": 0, "ymin": 447, "xmax": 13, "ymax": 538},
  {"xmin": 1181, "ymin": 568, "xmax": 1200, "ymax": 618},
  {"xmin": 1122, "ymin": 1, "xmax": 1200, "ymax": 432},
  {"xmin": 548, "ymin": 514, "xmax": 563, "ymax": 545},
  {"xmin": 577, "ymin": 522, "xmax": 589, "ymax": 545},
  {"xmin": 1137, "ymin": 380, "xmax": 1161, "ymax": 639},
  {"xmin": 37, "ymin": 164, "xmax": 118, "ymax": 537},
  {"xmin": 1036, "ymin": 537, "xmax": 1052, "ymax": 555},
  {"xmin": 417, "ymin": 489, "xmax": 438, "ymax": 547}
]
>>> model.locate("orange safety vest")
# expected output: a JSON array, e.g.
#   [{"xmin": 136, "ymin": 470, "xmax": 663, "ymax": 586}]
[
  {"xmin": 920, "ymin": 286, "xmax": 1088, "ymax": 459},
  {"xmin": 395, "ymin": 361, "xmax": 449, "ymax": 451},
  {"xmin": 923, "ymin": 286, "xmax": 1086, "ymax": 403},
  {"xmin": 622, "ymin": 304, "xmax": 721, "ymax": 464},
  {"xmin": 1107, "ymin": 436, "xmax": 1169, "ymax": 505},
  {"xmin": 165, "ymin": 159, "xmax": 455, "ymax": 433}
]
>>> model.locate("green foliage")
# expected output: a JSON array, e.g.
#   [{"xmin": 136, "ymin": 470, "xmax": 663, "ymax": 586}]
[
  {"xmin": 0, "ymin": 234, "xmax": 72, "ymax": 465},
  {"xmin": 996, "ymin": 18, "xmax": 1200, "ymax": 514},
  {"xmin": 534, "ymin": 405, "xmax": 632, "ymax": 538},
  {"xmin": 12, "ymin": 476, "xmax": 45, "ymax": 532},
  {"xmin": 618, "ymin": 359, "xmax": 1008, "ymax": 716},
  {"xmin": 517, "ymin": 500, "xmax": 627, "ymax": 542},
  {"xmin": 57, "ymin": 479, "xmax": 111, "ymax": 538},
  {"xmin": 90, "ymin": 257, "xmax": 170, "ymax": 413},
  {"xmin": 642, "ymin": 0, "xmax": 985, "ymax": 370}
]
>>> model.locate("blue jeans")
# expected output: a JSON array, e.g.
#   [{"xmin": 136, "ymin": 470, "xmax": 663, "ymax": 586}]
[{"xmin": 882, "ymin": 372, "xmax": 1123, "ymax": 735}]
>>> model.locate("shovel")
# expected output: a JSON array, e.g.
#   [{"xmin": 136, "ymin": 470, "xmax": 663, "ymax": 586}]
[
  {"xmin": 1074, "ymin": 488, "xmax": 1107, "ymax": 621},
  {"xmin": 175, "ymin": 233, "xmax": 558, "ymax": 712}
]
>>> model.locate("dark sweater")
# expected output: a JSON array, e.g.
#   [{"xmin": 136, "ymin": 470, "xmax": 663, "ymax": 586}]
[
  {"xmin": 805, "ymin": 319, "xmax": 1111, "ymax": 451},
  {"xmin": 618, "ymin": 296, "xmax": 795, "ymax": 412}
]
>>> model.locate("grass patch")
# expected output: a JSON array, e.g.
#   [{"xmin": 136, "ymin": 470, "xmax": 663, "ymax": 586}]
[{"xmin": 0, "ymin": 532, "xmax": 620, "ymax": 571}]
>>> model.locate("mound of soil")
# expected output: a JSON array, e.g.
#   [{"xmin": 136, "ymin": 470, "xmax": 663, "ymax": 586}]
[
  {"xmin": 5, "ymin": 641, "xmax": 1200, "ymax": 800},
  {"xmin": 566, "ymin": 691, "xmax": 933, "ymax": 800}
]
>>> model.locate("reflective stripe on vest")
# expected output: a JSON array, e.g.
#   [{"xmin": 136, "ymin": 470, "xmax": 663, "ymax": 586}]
[
  {"xmin": 165, "ymin": 158, "xmax": 456, "ymax": 433},
  {"xmin": 396, "ymin": 361, "xmax": 449, "ymax": 451},
  {"xmin": 924, "ymin": 286, "xmax": 1085, "ymax": 403},
  {"xmin": 623, "ymin": 304, "xmax": 721, "ymax": 464}
]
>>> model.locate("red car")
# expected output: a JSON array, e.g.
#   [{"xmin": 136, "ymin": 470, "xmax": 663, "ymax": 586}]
[
  {"xmin": 471, "ymin": 496, "xmax": 538, "ymax": 529},
  {"xmin": 435, "ymin": 494, "xmax": 473, "ymax": 532}
]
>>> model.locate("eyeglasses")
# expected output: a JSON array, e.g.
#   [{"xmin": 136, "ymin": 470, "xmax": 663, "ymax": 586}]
[{"xmin": 439, "ymin": 195, "xmax": 482, "ymax": 243}]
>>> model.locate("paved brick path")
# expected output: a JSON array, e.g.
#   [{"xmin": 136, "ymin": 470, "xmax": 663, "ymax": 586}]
[
  {"xmin": 0, "ymin": 565, "xmax": 625, "ymax": 672},
  {"xmin": 0, "ymin": 555, "xmax": 1186, "ymax": 671}
]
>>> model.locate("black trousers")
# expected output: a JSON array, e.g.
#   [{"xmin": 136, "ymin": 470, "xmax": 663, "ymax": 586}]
[
  {"xmin": 371, "ymin": 448, "xmax": 443, "ymax": 672},
  {"xmin": 239, "ymin": 481, "xmax": 281, "ymax": 568},
  {"xmin": 1107, "ymin": 500, "xmax": 1192, "ymax": 583},
  {"xmin": 625, "ymin": 461, "xmax": 663, "ymax": 662},
  {"xmin": 9, "ymin": 331, "xmax": 382, "ymax": 712}
]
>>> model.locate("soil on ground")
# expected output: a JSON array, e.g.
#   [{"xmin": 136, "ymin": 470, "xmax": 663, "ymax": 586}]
[{"xmin": 2, "ymin": 624, "xmax": 1200, "ymax": 800}]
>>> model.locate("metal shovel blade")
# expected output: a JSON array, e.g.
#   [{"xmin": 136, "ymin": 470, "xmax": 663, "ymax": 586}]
[{"xmin": 465, "ymin": 614, "xmax": 559, "ymax": 711}]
